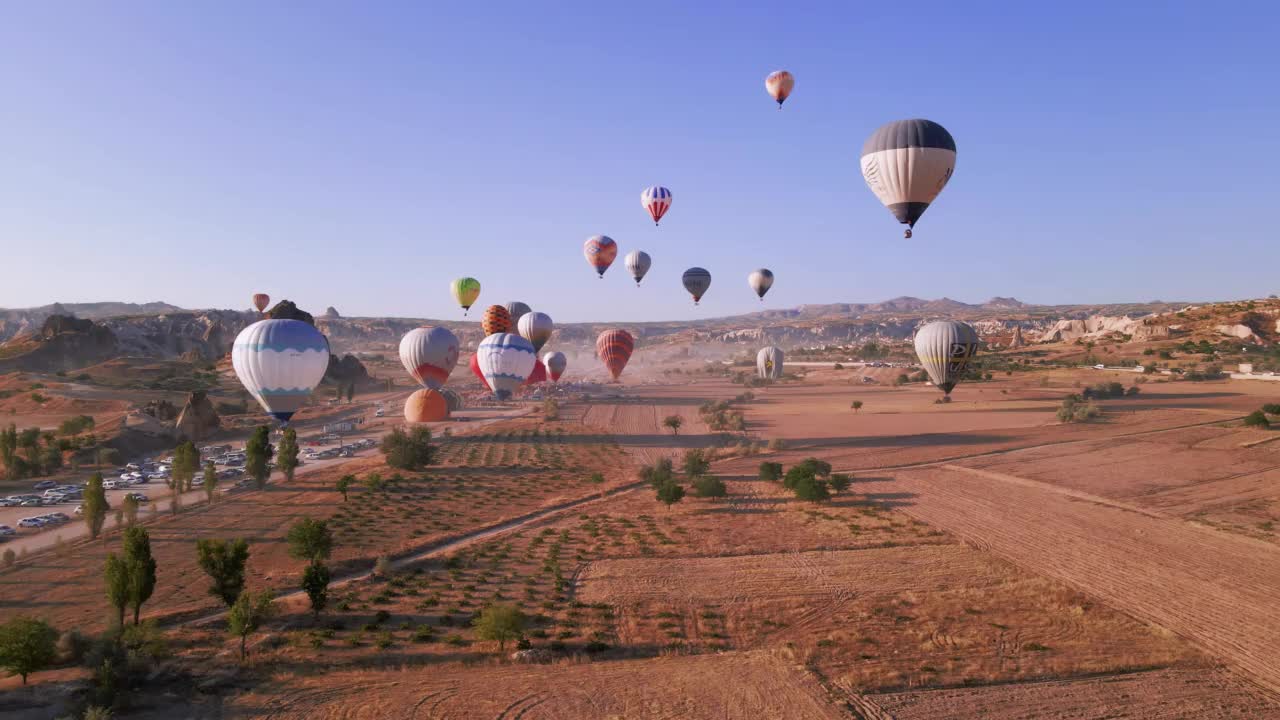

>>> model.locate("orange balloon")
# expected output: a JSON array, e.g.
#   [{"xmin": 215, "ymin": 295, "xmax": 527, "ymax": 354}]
[
  {"xmin": 481, "ymin": 305, "xmax": 512, "ymax": 336},
  {"xmin": 404, "ymin": 388, "xmax": 449, "ymax": 423}
]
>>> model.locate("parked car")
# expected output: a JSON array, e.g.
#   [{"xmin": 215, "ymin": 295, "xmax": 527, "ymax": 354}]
[
  {"xmin": 103, "ymin": 479, "xmax": 121, "ymax": 490},
  {"xmin": 18, "ymin": 517, "xmax": 46, "ymax": 528},
  {"xmin": 0, "ymin": 524, "xmax": 15, "ymax": 536},
  {"xmin": 19, "ymin": 498, "xmax": 44, "ymax": 507},
  {"xmin": 45, "ymin": 512, "xmax": 71, "ymax": 524},
  {"xmin": 33, "ymin": 480, "xmax": 57, "ymax": 491},
  {"xmin": 124, "ymin": 493, "xmax": 149, "ymax": 504},
  {"xmin": 0, "ymin": 497, "xmax": 19, "ymax": 507}
]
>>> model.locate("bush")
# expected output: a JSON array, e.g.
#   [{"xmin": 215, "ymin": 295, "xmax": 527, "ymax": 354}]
[
  {"xmin": 1263, "ymin": 404, "xmax": 1280, "ymax": 416},
  {"xmin": 381, "ymin": 427, "xmax": 436, "ymax": 471},
  {"xmin": 691, "ymin": 475, "xmax": 727, "ymax": 498},
  {"xmin": 829, "ymin": 473, "xmax": 851, "ymax": 493},
  {"xmin": 758, "ymin": 462, "xmax": 783, "ymax": 482},
  {"xmin": 1244, "ymin": 410, "xmax": 1271, "ymax": 429},
  {"xmin": 792, "ymin": 476, "xmax": 830, "ymax": 503}
]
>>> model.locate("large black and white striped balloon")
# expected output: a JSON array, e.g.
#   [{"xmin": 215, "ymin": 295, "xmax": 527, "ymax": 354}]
[{"xmin": 860, "ymin": 119, "xmax": 956, "ymax": 238}]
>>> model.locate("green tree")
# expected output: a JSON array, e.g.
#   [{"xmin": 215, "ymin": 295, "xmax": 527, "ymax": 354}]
[
  {"xmin": 829, "ymin": 473, "xmax": 851, "ymax": 493},
  {"xmin": 1244, "ymin": 410, "xmax": 1271, "ymax": 429},
  {"xmin": 792, "ymin": 475, "xmax": 830, "ymax": 503},
  {"xmin": 472, "ymin": 604, "xmax": 525, "ymax": 652},
  {"xmin": 196, "ymin": 539, "xmax": 250, "ymax": 607},
  {"xmin": 655, "ymin": 480, "xmax": 685, "ymax": 509},
  {"xmin": 380, "ymin": 427, "xmax": 436, "ymax": 471},
  {"xmin": 681, "ymin": 448, "xmax": 710, "ymax": 478},
  {"xmin": 691, "ymin": 475, "xmax": 727, "ymax": 498},
  {"xmin": 1263, "ymin": 404, "xmax": 1280, "ymax": 416},
  {"xmin": 850, "ymin": 400, "xmax": 863, "ymax": 413},
  {"xmin": 83, "ymin": 472, "xmax": 110, "ymax": 541},
  {"xmin": 170, "ymin": 441, "xmax": 200, "ymax": 493},
  {"xmin": 346, "ymin": 383, "xmax": 355, "ymax": 403},
  {"xmin": 662, "ymin": 415, "xmax": 683, "ymax": 436},
  {"xmin": 277, "ymin": 428, "xmax": 300, "ymax": 483},
  {"xmin": 123, "ymin": 527, "xmax": 156, "ymax": 625},
  {"xmin": 758, "ymin": 461, "xmax": 783, "ymax": 482},
  {"xmin": 0, "ymin": 616, "xmax": 58, "ymax": 685},
  {"xmin": 336, "ymin": 474, "xmax": 353, "ymax": 502},
  {"xmin": 104, "ymin": 553, "xmax": 129, "ymax": 628},
  {"xmin": 301, "ymin": 563, "xmax": 331, "ymax": 620},
  {"xmin": 245, "ymin": 426, "xmax": 274, "ymax": 490},
  {"xmin": 121, "ymin": 494, "xmax": 139, "ymax": 527},
  {"xmin": 202, "ymin": 461, "xmax": 218, "ymax": 504},
  {"xmin": 227, "ymin": 591, "xmax": 275, "ymax": 660},
  {"xmin": 287, "ymin": 518, "xmax": 333, "ymax": 565}
]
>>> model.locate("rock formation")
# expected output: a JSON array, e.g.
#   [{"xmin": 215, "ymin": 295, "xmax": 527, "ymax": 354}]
[
  {"xmin": 325, "ymin": 354, "xmax": 373, "ymax": 387},
  {"xmin": 323, "ymin": 306, "xmax": 341, "ymax": 319},
  {"xmin": 267, "ymin": 300, "xmax": 315, "ymax": 326},
  {"xmin": 175, "ymin": 391, "xmax": 221, "ymax": 441},
  {"xmin": 1008, "ymin": 326, "xmax": 1025, "ymax": 347}
]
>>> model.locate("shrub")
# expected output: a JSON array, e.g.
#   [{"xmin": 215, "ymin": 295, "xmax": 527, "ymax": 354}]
[
  {"xmin": 381, "ymin": 427, "xmax": 436, "ymax": 471},
  {"xmin": 792, "ymin": 476, "xmax": 830, "ymax": 503},
  {"xmin": 473, "ymin": 604, "xmax": 525, "ymax": 651},
  {"xmin": 829, "ymin": 473, "xmax": 851, "ymax": 493},
  {"xmin": 1263, "ymin": 404, "xmax": 1280, "ymax": 416},
  {"xmin": 1244, "ymin": 410, "xmax": 1271, "ymax": 429},
  {"xmin": 691, "ymin": 475, "xmax": 727, "ymax": 498},
  {"xmin": 655, "ymin": 480, "xmax": 685, "ymax": 508},
  {"xmin": 758, "ymin": 462, "xmax": 783, "ymax": 482}
]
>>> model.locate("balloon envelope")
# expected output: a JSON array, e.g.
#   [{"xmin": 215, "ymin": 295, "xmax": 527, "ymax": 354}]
[
  {"xmin": 517, "ymin": 311, "xmax": 554, "ymax": 352},
  {"xmin": 682, "ymin": 267, "xmax": 712, "ymax": 304},
  {"xmin": 481, "ymin": 305, "xmax": 513, "ymax": 336},
  {"xmin": 232, "ymin": 319, "xmax": 330, "ymax": 425},
  {"xmin": 596, "ymin": 329, "xmax": 635, "ymax": 380},
  {"xmin": 504, "ymin": 302, "xmax": 531, "ymax": 327},
  {"xmin": 543, "ymin": 351, "xmax": 567, "ymax": 381},
  {"xmin": 399, "ymin": 326, "xmax": 460, "ymax": 390},
  {"xmin": 914, "ymin": 320, "xmax": 979, "ymax": 395},
  {"xmin": 252, "ymin": 293, "xmax": 270, "ymax": 313},
  {"xmin": 748, "ymin": 269, "xmax": 774, "ymax": 299},
  {"xmin": 440, "ymin": 388, "xmax": 463, "ymax": 412},
  {"xmin": 469, "ymin": 353, "xmax": 490, "ymax": 391},
  {"xmin": 451, "ymin": 277, "xmax": 481, "ymax": 312},
  {"xmin": 757, "ymin": 346, "xmax": 784, "ymax": 380},
  {"xmin": 524, "ymin": 359, "xmax": 547, "ymax": 386},
  {"xmin": 625, "ymin": 250, "xmax": 651, "ymax": 286},
  {"xmin": 584, "ymin": 235, "xmax": 618, "ymax": 278},
  {"xmin": 861, "ymin": 119, "xmax": 956, "ymax": 237},
  {"xmin": 404, "ymin": 389, "xmax": 449, "ymax": 423},
  {"xmin": 765, "ymin": 70, "xmax": 794, "ymax": 106},
  {"xmin": 476, "ymin": 333, "xmax": 537, "ymax": 400},
  {"xmin": 640, "ymin": 186, "xmax": 672, "ymax": 225}
]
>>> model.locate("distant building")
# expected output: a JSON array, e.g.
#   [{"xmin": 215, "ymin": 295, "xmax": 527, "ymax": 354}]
[
  {"xmin": 324, "ymin": 421, "xmax": 357, "ymax": 434},
  {"xmin": 1240, "ymin": 363, "xmax": 1255, "ymax": 374}
]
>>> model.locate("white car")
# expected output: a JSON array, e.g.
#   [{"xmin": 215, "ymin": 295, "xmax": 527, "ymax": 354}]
[
  {"xmin": 18, "ymin": 517, "xmax": 45, "ymax": 528},
  {"xmin": 0, "ymin": 525, "xmax": 15, "ymax": 536},
  {"xmin": 103, "ymin": 479, "xmax": 121, "ymax": 490}
]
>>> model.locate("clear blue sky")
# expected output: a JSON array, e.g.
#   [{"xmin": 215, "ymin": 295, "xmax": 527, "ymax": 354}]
[{"xmin": 1, "ymin": 1, "xmax": 1276, "ymax": 322}]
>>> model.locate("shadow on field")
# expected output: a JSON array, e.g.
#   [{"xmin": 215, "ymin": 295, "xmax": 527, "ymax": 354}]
[
  {"xmin": 831, "ymin": 491, "xmax": 917, "ymax": 509},
  {"xmin": 778, "ymin": 433, "xmax": 1015, "ymax": 449}
]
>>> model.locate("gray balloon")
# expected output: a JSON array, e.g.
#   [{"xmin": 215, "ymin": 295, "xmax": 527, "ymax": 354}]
[
  {"xmin": 682, "ymin": 267, "xmax": 711, "ymax": 305},
  {"xmin": 625, "ymin": 250, "xmax": 651, "ymax": 286},
  {"xmin": 913, "ymin": 320, "xmax": 979, "ymax": 395},
  {"xmin": 757, "ymin": 346, "xmax": 784, "ymax": 380},
  {"xmin": 504, "ymin": 302, "xmax": 532, "ymax": 326}
]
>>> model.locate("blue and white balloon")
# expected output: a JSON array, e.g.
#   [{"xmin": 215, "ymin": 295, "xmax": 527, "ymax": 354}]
[
  {"xmin": 476, "ymin": 332, "xmax": 537, "ymax": 401},
  {"xmin": 232, "ymin": 319, "xmax": 330, "ymax": 425}
]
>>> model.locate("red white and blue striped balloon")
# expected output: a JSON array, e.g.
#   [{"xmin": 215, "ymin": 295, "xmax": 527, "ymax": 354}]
[
  {"xmin": 476, "ymin": 332, "xmax": 537, "ymax": 401},
  {"xmin": 232, "ymin": 319, "xmax": 330, "ymax": 426},
  {"xmin": 640, "ymin": 186, "xmax": 672, "ymax": 225}
]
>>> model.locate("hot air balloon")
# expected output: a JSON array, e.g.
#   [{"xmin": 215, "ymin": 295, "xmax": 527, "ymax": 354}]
[
  {"xmin": 625, "ymin": 250, "xmax": 651, "ymax": 286},
  {"xmin": 748, "ymin": 269, "xmax": 774, "ymax": 300},
  {"xmin": 451, "ymin": 277, "xmax": 482, "ymax": 315},
  {"xmin": 232, "ymin": 319, "xmax": 330, "ymax": 426},
  {"xmin": 404, "ymin": 389, "xmax": 449, "ymax": 423},
  {"xmin": 765, "ymin": 70, "xmax": 794, "ymax": 108},
  {"xmin": 757, "ymin": 346, "xmax": 784, "ymax": 380},
  {"xmin": 682, "ymin": 267, "xmax": 711, "ymax": 305},
  {"xmin": 543, "ymin": 351, "xmax": 567, "ymax": 381},
  {"xmin": 476, "ymin": 333, "xmax": 537, "ymax": 400},
  {"xmin": 440, "ymin": 388, "xmax": 464, "ymax": 412},
  {"xmin": 596, "ymin": 329, "xmax": 635, "ymax": 381},
  {"xmin": 504, "ymin": 302, "xmax": 531, "ymax": 327},
  {"xmin": 640, "ymin": 186, "xmax": 672, "ymax": 225},
  {"xmin": 469, "ymin": 353, "xmax": 491, "ymax": 391},
  {"xmin": 861, "ymin": 119, "xmax": 956, "ymax": 239},
  {"xmin": 517, "ymin": 311, "xmax": 554, "ymax": 353},
  {"xmin": 583, "ymin": 235, "xmax": 618, "ymax": 278},
  {"xmin": 481, "ymin": 305, "xmax": 513, "ymax": 336},
  {"xmin": 252, "ymin": 293, "xmax": 270, "ymax": 314},
  {"xmin": 914, "ymin": 320, "xmax": 979, "ymax": 396},
  {"xmin": 525, "ymin": 359, "xmax": 547, "ymax": 385},
  {"xmin": 399, "ymin": 326, "xmax": 460, "ymax": 390}
]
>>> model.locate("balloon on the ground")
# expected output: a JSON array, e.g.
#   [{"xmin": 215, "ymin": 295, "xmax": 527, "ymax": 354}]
[
  {"xmin": 451, "ymin": 277, "xmax": 482, "ymax": 314},
  {"xmin": 481, "ymin": 304, "xmax": 513, "ymax": 336},
  {"xmin": 525, "ymin": 359, "xmax": 547, "ymax": 386},
  {"xmin": 404, "ymin": 389, "xmax": 449, "ymax": 423},
  {"xmin": 765, "ymin": 70, "xmax": 795, "ymax": 108},
  {"xmin": 517, "ymin": 311, "xmax": 554, "ymax": 352},
  {"xmin": 543, "ymin": 351, "xmax": 567, "ymax": 381},
  {"xmin": 596, "ymin": 329, "xmax": 635, "ymax": 380},
  {"xmin": 252, "ymin": 293, "xmax": 270, "ymax": 313},
  {"xmin": 625, "ymin": 250, "xmax": 651, "ymax": 286},
  {"xmin": 232, "ymin": 319, "xmax": 330, "ymax": 426},
  {"xmin": 640, "ymin": 186, "xmax": 672, "ymax": 225},
  {"xmin": 748, "ymin": 268, "xmax": 774, "ymax": 300},
  {"xmin": 504, "ymin": 302, "xmax": 531, "ymax": 327},
  {"xmin": 583, "ymin": 235, "xmax": 618, "ymax": 278},
  {"xmin": 440, "ymin": 388, "xmax": 463, "ymax": 412},
  {"xmin": 860, "ymin": 119, "xmax": 956, "ymax": 239},
  {"xmin": 469, "ymin": 353, "xmax": 490, "ymax": 391},
  {"xmin": 914, "ymin": 320, "xmax": 979, "ymax": 395},
  {"xmin": 398, "ymin": 326, "xmax": 460, "ymax": 390},
  {"xmin": 682, "ymin": 267, "xmax": 712, "ymax": 304},
  {"xmin": 757, "ymin": 346, "xmax": 784, "ymax": 380},
  {"xmin": 476, "ymin": 332, "xmax": 537, "ymax": 400}
]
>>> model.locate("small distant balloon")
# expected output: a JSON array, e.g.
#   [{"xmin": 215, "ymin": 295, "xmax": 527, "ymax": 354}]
[
  {"xmin": 543, "ymin": 351, "xmax": 567, "ymax": 381},
  {"xmin": 596, "ymin": 329, "xmax": 635, "ymax": 380},
  {"xmin": 451, "ymin": 277, "xmax": 481, "ymax": 314},
  {"xmin": 584, "ymin": 235, "xmax": 618, "ymax": 278},
  {"xmin": 625, "ymin": 250, "xmax": 652, "ymax": 286},
  {"xmin": 757, "ymin": 346, "xmax": 784, "ymax": 380},
  {"xmin": 765, "ymin": 70, "xmax": 795, "ymax": 108},
  {"xmin": 504, "ymin": 302, "xmax": 531, "ymax": 327},
  {"xmin": 748, "ymin": 269, "xmax": 774, "ymax": 301},
  {"xmin": 682, "ymin": 267, "xmax": 712, "ymax": 305},
  {"xmin": 914, "ymin": 320, "xmax": 979, "ymax": 396},
  {"xmin": 640, "ymin": 186, "xmax": 672, "ymax": 226},
  {"xmin": 481, "ymin": 305, "xmax": 513, "ymax": 336},
  {"xmin": 517, "ymin": 311, "xmax": 554, "ymax": 353},
  {"xmin": 252, "ymin": 293, "xmax": 270, "ymax": 314}
]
